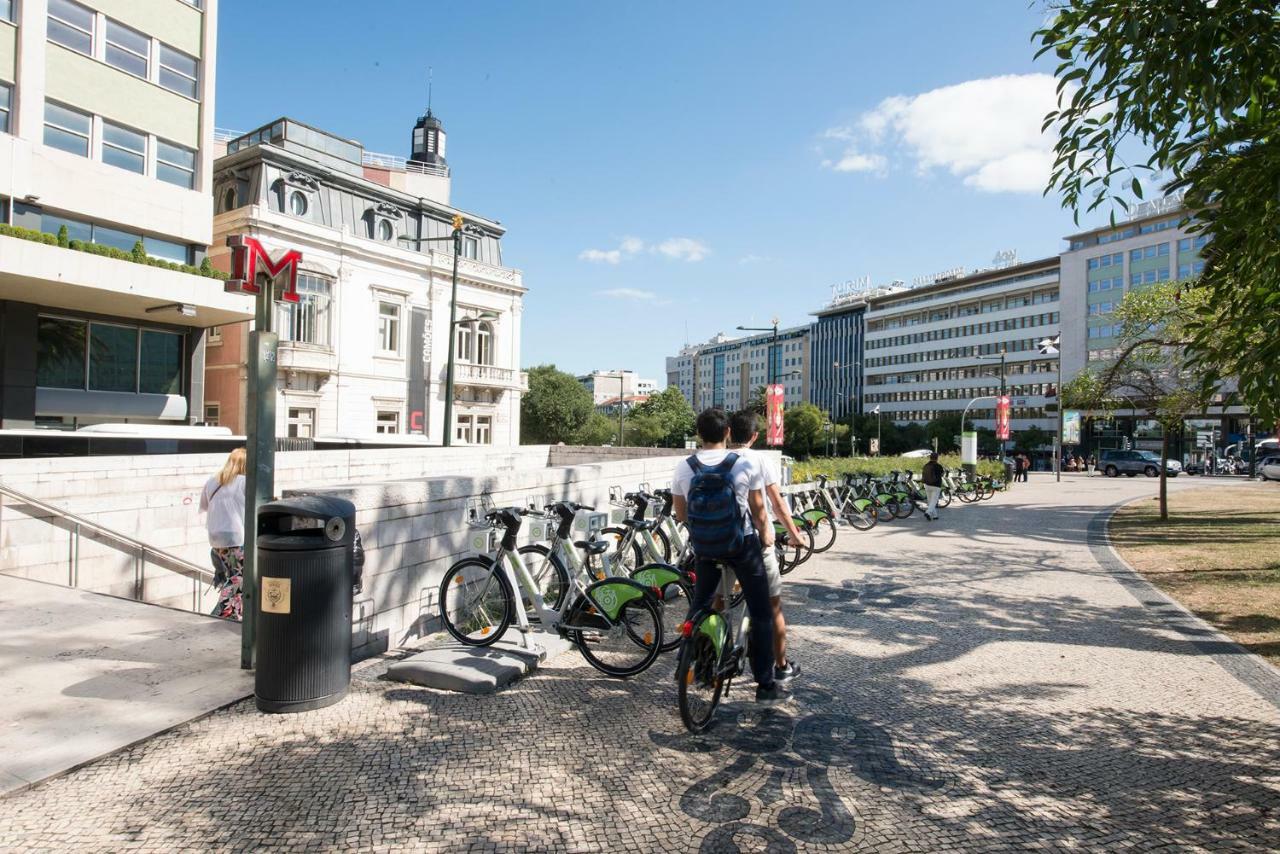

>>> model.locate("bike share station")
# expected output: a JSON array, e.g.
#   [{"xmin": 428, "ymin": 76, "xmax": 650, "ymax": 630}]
[{"xmin": 387, "ymin": 494, "xmax": 614, "ymax": 694}]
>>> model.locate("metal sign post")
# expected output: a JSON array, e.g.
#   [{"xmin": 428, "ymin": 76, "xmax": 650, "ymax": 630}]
[{"xmin": 225, "ymin": 235, "xmax": 302, "ymax": 671}]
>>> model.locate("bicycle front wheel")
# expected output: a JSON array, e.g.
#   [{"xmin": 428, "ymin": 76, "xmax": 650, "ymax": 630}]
[
  {"xmin": 600, "ymin": 527, "xmax": 645, "ymax": 574},
  {"xmin": 438, "ymin": 557, "xmax": 513, "ymax": 647},
  {"xmin": 574, "ymin": 595, "xmax": 664, "ymax": 677},
  {"xmin": 937, "ymin": 489, "xmax": 952, "ymax": 509},
  {"xmin": 809, "ymin": 514, "xmax": 838, "ymax": 552},
  {"xmin": 676, "ymin": 630, "xmax": 725, "ymax": 733},
  {"xmin": 516, "ymin": 544, "xmax": 570, "ymax": 616}
]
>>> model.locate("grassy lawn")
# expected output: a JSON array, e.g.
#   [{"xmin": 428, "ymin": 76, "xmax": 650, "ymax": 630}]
[{"xmin": 1110, "ymin": 483, "xmax": 1280, "ymax": 666}]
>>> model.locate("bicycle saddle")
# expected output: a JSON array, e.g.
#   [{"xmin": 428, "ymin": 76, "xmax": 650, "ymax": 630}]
[
  {"xmin": 621, "ymin": 518, "xmax": 656, "ymax": 531},
  {"xmin": 575, "ymin": 540, "xmax": 610, "ymax": 555}
]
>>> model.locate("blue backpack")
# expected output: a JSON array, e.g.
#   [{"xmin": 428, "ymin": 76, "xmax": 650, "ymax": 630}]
[{"xmin": 685, "ymin": 453, "xmax": 745, "ymax": 559}]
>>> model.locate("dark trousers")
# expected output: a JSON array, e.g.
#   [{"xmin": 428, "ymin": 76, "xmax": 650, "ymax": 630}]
[{"xmin": 689, "ymin": 534, "xmax": 776, "ymax": 688}]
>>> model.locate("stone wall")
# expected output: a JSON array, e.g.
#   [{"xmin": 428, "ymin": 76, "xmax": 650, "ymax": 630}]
[
  {"xmin": 546, "ymin": 445, "xmax": 694, "ymax": 466},
  {"xmin": 0, "ymin": 446, "xmax": 557, "ymax": 610},
  {"xmin": 296, "ymin": 452, "xmax": 690, "ymax": 659}
]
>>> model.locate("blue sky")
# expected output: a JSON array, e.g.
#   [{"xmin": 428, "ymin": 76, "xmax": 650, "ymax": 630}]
[{"xmin": 217, "ymin": 0, "xmax": 1099, "ymax": 383}]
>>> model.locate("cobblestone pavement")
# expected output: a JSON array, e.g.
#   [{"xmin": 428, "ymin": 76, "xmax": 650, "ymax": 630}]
[{"xmin": 3, "ymin": 475, "xmax": 1279, "ymax": 852}]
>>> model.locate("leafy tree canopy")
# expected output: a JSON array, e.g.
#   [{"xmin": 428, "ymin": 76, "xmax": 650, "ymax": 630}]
[
  {"xmin": 520, "ymin": 364, "xmax": 594, "ymax": 444},
  {"xmin": 1038, "ymin": 0, "xmax": 1280, "ymax": 422},
  {"xmin": 783, "ymin": 402, "xmax": 826, "ymax": 459},
  {"xmin": 631, "ymin": 386, "xmax": 696, "ymax": 447}
]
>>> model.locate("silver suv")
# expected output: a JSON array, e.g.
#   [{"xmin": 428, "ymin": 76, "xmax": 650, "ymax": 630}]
[{"xmin": 1099, "ymin": 449, "xmax": 1182, "ymax": 478}]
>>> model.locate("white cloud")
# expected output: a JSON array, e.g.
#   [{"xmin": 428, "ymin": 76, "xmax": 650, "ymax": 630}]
[
  {"xmin": 653, "ymin": 237, "xmax": 710, "ymax": 262},
  {"xmin": 580, "ymin": 235, "xmax": 710, "ymax": 264},
  {"xmin": 821, "ymin": 73, "xmax": 1064, "ymax": 194},
  {"xmin": 738, "ymin": 254, "xmax": 770, "ymax": 265},
  {"xmin": 597, "ymin": 288, "xmax": 657, "ymax": 301},
  {"xmin": 579, "ymin": 248, "xmax": 623, "ymax": 264}
]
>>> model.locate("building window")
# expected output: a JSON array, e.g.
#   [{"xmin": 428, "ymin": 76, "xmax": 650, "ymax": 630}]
[
  {"xmin": 0, "ymin": 0, "xmax": 12, "ymax": 23},
  {"xmin": 462, "ymin": 236, "xmax": 479, "ymax": 260},
  {"xmin": 475, "ymin": 321, "xmax": 493, "ymax": 365},
  {"xmin": 277, "ymin": 274, "xmax": 332, "ymax": 347},
  {"xmin": 158, "ymin": 44, "xmax": 199, "ymax": 99},
  {"xmin": 454, "ymin": 414, "xmax": 490, "ymax": 444},
  {"xmin": 0, "ymin": 84, "xmax": 10, "ymax": 134},
  {"xmin": 44, "ymin": 102, "xmax": 91, "ymax": 157},
  {"xmin": 139, "ymin": 329, "xmax": 183, "ymax": 395},
  {"xmin": 157, "ymin": 140, "xmax": 196, "ymax": 188},
  {"xmin": 455, "ymin": 322, "xmax": 473, "ymax": 362},
  {"xmin": 221, "ymin": 187, "xmax": 237, "ymax": 212},
  {"xmin": 378, "ymin": 219, "xmax": 394, "ymax": 241},
  {"xmin": 88, "ymin": 323, "xmax": 139, "ymax": 392},
  {"xmin": 475, "ymin": 415, "xmax": 492, "ymax": 445},
  {"xmin": 203, "ymin": 403, "xmax": 219, "ymax": 426},
  {"xmin": 48, "ymin": 0, "xmax": 94, "ymax": 56},
  {"xmin": 288, "ymin": 191, "xmax": 308, "ymax": 216},
  {"xmin": 377, "ymin": 301, "xmax": 401, "ymax": 354},
  {"xmin": 287, "ymin": 407, "xmax": 314, "ymax": 439},
  {"xmin": 102, "ymin": 121, "xmax": 146, "ymax": 174},
  {"xmin": 144, "ymin": 236, "xmax": 189, "ymax": 264},
  {"xmin": 376, "ymin": 410, "xmax": 400, "ymax": 434},
  {"xmin": 207, "ymin": 326, "xmax": 222, "ymax": 345},
  {"xmin": 36, "ymin": 317, "xmax": 88, "ymax": 389},
  {"xmin": 105, "ymin": 18, "xmax": 150, "ymax": 79}
]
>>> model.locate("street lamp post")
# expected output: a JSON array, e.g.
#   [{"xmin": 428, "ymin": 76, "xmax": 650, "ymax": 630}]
[
  {"xmin": 399, "ymin": 214, "xmax": 482, "ymax": 447},
  {"xmin": 833, "ymin": 361, "xmax": 860, "ymax": 456},
  {"xmin": 618, "ymin": 371, "xmax": 626, "ymax": 446},
  {"xmin": 975, "ymin": 349, "xmax": 1008, "ymax": 460},
  {"xmin": 737, "ymin": 317, "xmax": 781, "ymax": 387}
]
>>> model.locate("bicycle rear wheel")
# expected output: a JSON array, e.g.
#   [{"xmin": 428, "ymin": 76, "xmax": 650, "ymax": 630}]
[
  {"xmin": 676, "ymin": 630, "xmax": 725, "ymax": 733},
  {"xmin": 438, "ymin": 557, "xmax": 513, "ymax": 647},
  {"xmin": 573, "ymin": 595, "xmax": 664, "ymax": 677},
  {"xmin": 600, "ymin": 527, "xmax": 645, "ymax": 574},
  {"xmin": 937, "ymin": 489, "xmax": 952, "ymax": 509},
  {"xmin": 516, "ymin": 544, "xmax": 569, "ymax": 617}
]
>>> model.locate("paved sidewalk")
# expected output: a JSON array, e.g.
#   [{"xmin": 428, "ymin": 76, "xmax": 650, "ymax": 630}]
[
  {"xmin": 0, "ymin": 577, "xmax": 251, "ymax": 796},
  {"xmin": 2, "ymin": 475, "xmax": 1277, "ymax": 851}
]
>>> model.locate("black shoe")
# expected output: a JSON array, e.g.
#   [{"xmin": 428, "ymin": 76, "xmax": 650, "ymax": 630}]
[
  {"xmin": 756, "ymin": 681, "xmax": 792, "ymax": 704},
  {"xmin": 774, "ymin": 660, "xmax": 801, "ymax": 683}
]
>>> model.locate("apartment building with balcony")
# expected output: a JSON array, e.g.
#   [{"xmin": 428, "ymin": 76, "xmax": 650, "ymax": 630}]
[
  {"xmin": 0, "ymin": 0, "xmax": 242, "ymax": 429},
  {"xmin": 863, "ymin": 258, "xmax": 1062, "ymax": 432},
  {"xmin": 204, "ymin": 111, "xmax": 526, "ymax": 446},
  {"xmin": 665, "ymin": 326, "xmax": 810, "ymax": 412}
]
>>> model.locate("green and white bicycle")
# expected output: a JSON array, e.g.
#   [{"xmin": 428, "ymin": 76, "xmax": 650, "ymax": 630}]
[
  {"xmin": 675, "ymin": 564, "xmax": 756, "ymax": 733},
  {"xmin": 438, "ymin": 502, "xmax": 664, "ymax": 678}
]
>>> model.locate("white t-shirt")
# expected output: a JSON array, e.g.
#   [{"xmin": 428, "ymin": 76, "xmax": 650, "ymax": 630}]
[
  {"xmin": 672, "ymin": 449, "xmax": 760, "ymax": 535},
  {"xmin": 732, "ymin": 447, "xmax": 780, "ymax": 521},
  {"xmin": 200, "ymin": 474, "xmax": 246, "ymax": 549}
]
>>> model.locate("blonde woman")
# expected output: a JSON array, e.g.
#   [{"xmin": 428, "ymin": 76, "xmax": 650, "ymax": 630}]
[{"xmin": 200, "ymin": 448, "xmax": 247, "ymax": 620}]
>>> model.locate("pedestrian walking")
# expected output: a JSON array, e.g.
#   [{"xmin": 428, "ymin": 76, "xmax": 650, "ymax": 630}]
[
  {"xmin": 922, "ymin": 452, "xmax": 944, "ymax": 521},
  {"xmin": 1087, "ymin": 453, "xmax": 1097, "ymax": 477},
  {"xmin": 673, "ymin": 408, "xmax": 787, "ymax": 703},
  {"xmin": 200, "ymin": 448, "xmax": 246, "ymax": 620}
]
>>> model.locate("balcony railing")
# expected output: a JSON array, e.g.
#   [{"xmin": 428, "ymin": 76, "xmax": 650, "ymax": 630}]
[
  {"xmin": 454, "ymin": 363, "xmax": 524, "ymax": 388},
  {"xmin": 361, "ymin": 151, "xmax": 451, "ymax": 178}
]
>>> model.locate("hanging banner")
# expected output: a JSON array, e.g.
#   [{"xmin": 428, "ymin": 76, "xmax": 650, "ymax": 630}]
[
  {"xmin": 996, "ymin": 395, "xmax": 1011, "ymax": 441},
  {"xmin": 408, "ymin": 307, "xmax": 430, "ymax": 434},
  {"xmin": 1062, "ymin": 410, "xmax": 1082, "ymax": 446},
  {"xmin": 766, "ymin": 384, "xmax": 785, "ymax": 446}
]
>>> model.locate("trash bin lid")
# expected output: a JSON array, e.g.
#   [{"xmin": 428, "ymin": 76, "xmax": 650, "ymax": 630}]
[{"xmin": 258, "ymin": 495, "xmax": 356, "ymax": 544}]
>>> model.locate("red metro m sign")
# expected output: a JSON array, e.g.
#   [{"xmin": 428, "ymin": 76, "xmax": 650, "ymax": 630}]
[{"xmin": 225, "ymin": 235, "xmax": 302, "ymax": 303}]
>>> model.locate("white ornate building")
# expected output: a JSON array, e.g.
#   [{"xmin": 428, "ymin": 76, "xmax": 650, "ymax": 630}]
[{"xmin": 205, "ymin": 114, "xmax": 526, "ymax": 446}]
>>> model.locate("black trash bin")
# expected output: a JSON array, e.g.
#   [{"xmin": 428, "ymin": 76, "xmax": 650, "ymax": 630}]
[{"xmin": 254, "ymin": 495, "xmax": 356, "ymax": 713}]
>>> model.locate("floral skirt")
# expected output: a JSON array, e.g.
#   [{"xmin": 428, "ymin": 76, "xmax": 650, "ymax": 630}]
[{"xmin": 210, "ymin": 546, "xmax": 244, "ymax": 621}]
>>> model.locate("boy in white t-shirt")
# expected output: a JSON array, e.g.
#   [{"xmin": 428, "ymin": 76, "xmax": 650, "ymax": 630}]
[
  {"xmin": 673, "ymin": 408, "xmax": 788, "ymax": 703},
  {"xmin": 729, "ymin": 410, "xmax": 802, "ymax": 684}
]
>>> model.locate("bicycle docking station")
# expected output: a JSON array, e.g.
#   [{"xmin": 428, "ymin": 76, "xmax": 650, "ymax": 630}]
[{"xmin": 384, "ymin": 493, "xmax": 573, "ymax": 695}]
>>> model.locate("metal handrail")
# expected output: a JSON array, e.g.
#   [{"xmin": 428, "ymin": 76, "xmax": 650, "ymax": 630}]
[{"xmin": 0, "ymin": 481, "xmax": 214, "ymax": 612}]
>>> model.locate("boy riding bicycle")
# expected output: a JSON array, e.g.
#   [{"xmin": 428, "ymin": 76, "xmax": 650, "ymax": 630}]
[{"xmin": 673, "ymin": 408, "xmax": 789, "ymax": 703}]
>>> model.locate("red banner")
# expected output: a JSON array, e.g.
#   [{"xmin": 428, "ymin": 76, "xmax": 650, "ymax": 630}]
[
  {"xmin": 996, "ymin": 394, "xmax": 1011, "ymax": 441},
  {"xmin": 766, "ymin": 384, "xmax": 785, "ymax": 446}
]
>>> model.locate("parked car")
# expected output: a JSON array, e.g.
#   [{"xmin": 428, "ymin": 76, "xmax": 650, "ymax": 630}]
[
  {"xmin": 1258, "ymin": 454, "xmax": 1280, "ymax": 481},
  {"xmin": 1099, "ymin": 449, "xmax": 1182, "ymax": 478}
]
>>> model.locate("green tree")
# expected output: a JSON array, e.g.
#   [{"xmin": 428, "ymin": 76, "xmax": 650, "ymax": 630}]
[
  {"xmin": 744, "ymin": 385, "xmax": 767, "ymax": 415},
  {"xmin": 782, "ymin": 402, "xmax": 825, "ymax": 459},
  {"xmin": 621, "ymin": 412, "xmax": 668, "ymax": 447},
  {"xmin": 1014, "ymin": 426, "xmax": 1053, "ymax": 452},
  {"xmin": 630, "ymin": 386, "xmax": 695, "ymax": 447},
  {"xmin": 1038, "ymin": 0, "xmax": 1280, "ymax": 422},
  {"xmin": 925, "ymin": 412, "xmax": 964, "ymax": 453},
  {"xmin": 520, "ymin": 364, "xmax": 595, "ymax": 444},
  {"xmin": 573, "ymin": 412, "xmax": 616, "ymax": 446},
  {"xmin": 1059, "ymin": 280, "xmax": 1215, "ymax": 520}
]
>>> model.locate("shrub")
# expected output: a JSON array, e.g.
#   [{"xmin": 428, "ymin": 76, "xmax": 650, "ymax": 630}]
[
  {"xmin": 0, "ymin": 224, "xmax": 227, "ymax": 279},
  {"xmin": 791, "ymin": 454, "xmax": 1005, "ymax": 483}
]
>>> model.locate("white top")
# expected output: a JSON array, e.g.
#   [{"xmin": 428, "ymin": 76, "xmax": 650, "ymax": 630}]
[
  {"xmin": 731, "ymin": 447, "xmax": 780, "ymax": 521},
  {"xmin": 200, "ymin": 474, "xmax": 246, "ymax": 549},
  {"xmin": 672, "ymin": 449, "xmax": 761, "ymax": 535}
]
